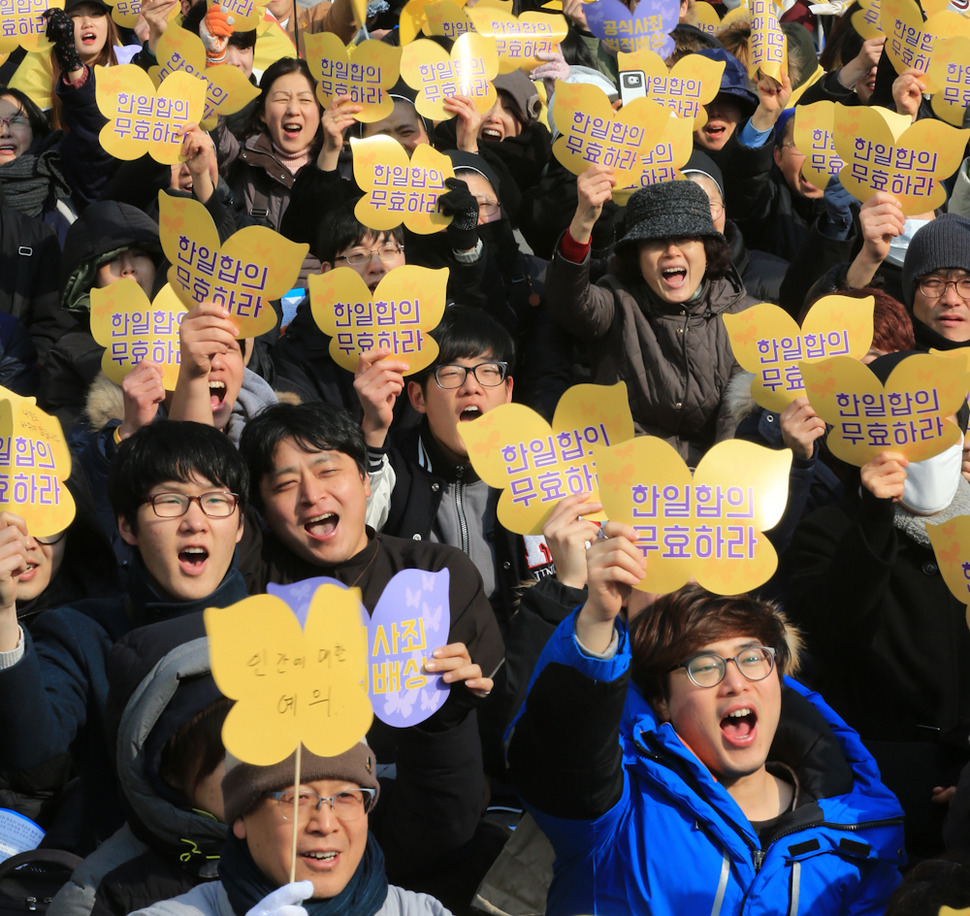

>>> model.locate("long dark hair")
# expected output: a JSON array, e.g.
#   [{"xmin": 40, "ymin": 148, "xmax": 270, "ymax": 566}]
[
  {"xmin": 0, "ymin": 86, "xmax": 51, "ymax": 144},
  {"xmin": 247, "ymin": 56, "xmax": 322, "ymax": 151},
  {"xmin": 50, "ymin": 7, "xmax": 120, "ymax": 129}
]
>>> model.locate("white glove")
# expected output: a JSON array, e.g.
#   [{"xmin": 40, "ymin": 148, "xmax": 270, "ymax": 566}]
[{"xmin": 244, "ymin": 881, "xmax": 314, "ymax": 916}]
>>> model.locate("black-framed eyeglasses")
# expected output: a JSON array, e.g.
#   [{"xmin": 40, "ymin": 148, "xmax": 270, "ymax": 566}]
[
  {"xmin": 918, "ymin": 275, "xmax": 970, "ymax": 299},
  {"xmin": 143, "ymin": 491, "xmax": 239, "ymax": 518},
  {"xmin": 671, "ymin": 645, "xmax": 776, "ymax": 689},
  {"xmin": 433, "ymin": 361, "xmax": 508, "ymax": 389},
  {"xmin": 334, "ymin": 244, "xmax": 404, "ymax": 268},
  {"xmin": 268, "ymin": 788, "xmax": 376, "ymax": 822}
]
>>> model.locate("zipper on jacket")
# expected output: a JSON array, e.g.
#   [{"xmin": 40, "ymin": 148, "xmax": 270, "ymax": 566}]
[{"xmin": 455, "ymin": 465, "xmax": 470, "ymax": 555}]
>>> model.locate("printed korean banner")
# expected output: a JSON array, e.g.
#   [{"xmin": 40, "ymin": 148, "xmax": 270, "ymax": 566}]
[
  {"xmin": 105, "ymin": 0, "xmax": 176, "ymax": 29},
  {"xmin": 852, "ymin": 0, "xmax": 883, "ymax": 37},
  {"xmin": 880, "ymin": 0, "xmax": 970, "ymax": 94},
  {"xmin": 584, "ymin": 0, "xmax": 679, "ymax": 56},
  {"xmin": 792, "ymin": 101, "xmax": 845, "ymax": 192},
  {"xmin": 927, "ymin": 518, "xmax": 970, "ymax": 625},
  {"xmin": 0, "ymin": 0, "xmax": 61, "ymax": 53},
  {"xmin": 617, "ymin": 48, "xmax": 724, "ymax": 127},
  {"xmin": 207, "ymin": 0, "xmax": 270, "ymax": 33},
  {"xmin": 614, "ymin": 109, "xmax": 694, "ymax": 203},
  {"xmin": 306, "ymin": 33, "xmax": 401, "ymax": 122},
  {"xmin": 465, "ymin": 8, "xmax": 568, "ymax": 73},
  {"xmin": 423, "ymin": 0, "xmax": 476, "ymax": 40}
]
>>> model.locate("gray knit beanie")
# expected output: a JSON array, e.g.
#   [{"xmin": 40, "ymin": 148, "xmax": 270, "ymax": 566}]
[
  {"xmin": 901, "ymin": 214, "xmax": 970, "ymax": 309},
  {"xmin": 616, "ymin": 180, "xmax": 725, "ymax": 253},
  {"xmin": 222, "ymin": 741, "xmax": 380, "ymax": 824},
  {"xmin": 493, "ymin": 72, "xmax": 541, "ymax": 125}
]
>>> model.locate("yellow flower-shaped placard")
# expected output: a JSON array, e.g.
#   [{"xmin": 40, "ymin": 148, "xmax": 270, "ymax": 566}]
[
  {"xmin": 424, "ymin": 0, "xmax": 476, "ymax": 41},
  {"xmin": 90, "ymin": 280, "xmax": 187, "ymax": 390},
  {"xmin": 799, "ymin": 353, "xmax": 966, "ymax": 466},
  {"xmin": 96, "ymin": 65, "xmax": 205, "ymax": 165},
  {"xmin": 0, "ymin": 0, "xmax": 61, "ymax": 54},
  {"xmin": 457, "ymin": 382, "xmax": 635, "ymax": 535},
  {"xmin": 400, "ymin": 32, "xmax": 499, "ymax": 120},
  {"xmin": 352, "ymin": 137, "xmax": 453, "ymax": 235},
  {"xmin": 928, "ymin": 37, "xmax": 970, "ymax": 128},
  {"xmin": 104, "ymin": 0, "xmax": 176, "ymax": 29},
  {"xmin": 466, "ymin": 8, "xmax": 568, "ymax": 73},
  {"xmin": 205, "ymin": 585, "xmax": 373, "ymax": 765},
  {"xmin": 832, "ymin": 104, "xmax": 969, "ymax": 215},
  {"xmin": 309, "ymin": 265, "xmax": 448, "ymax": 373},
  {"xmin": 879, "ymin": 0, "xmax": 970, "ymax": 94},
  {"xmin": 693, "ymin": 0, "xmax": 719, "ymax": 35},
  {"xmin": 209, "ymin": 0, "xmax": 271, "ymax": 33},
  {"xmin": 305, "ymin": 34, "xmax": 401, "ymax": 123},
  {"xmin": 722, "ymin": 294, "xmax": 874, "ymax": 413},
  {"xmin": 926, "ymin": 518, "xmax": 970, "ymax": 624},
  {"xmin": 792, "ymin": 101, "xmax": 845, "ymax": 192},
  {"xmin": 852, "ymin": 0, "xmax": 883, "ymax": 38},
  {"xmin": 149, "ymin": 30, "xmax": 260, "ymax": 131},
  {"xmin": 158, "ymin": 193, "xmax": 308, "ymax": 338},
  {"xmin": 595, "ymin": 437, "xmax": 792, "ymax": 595},
  {"xmin": 0, "ymin": 390, "xmax": 75, "ymax": 538},
  {"xmin": 614, "ymin": 109, "xmax": 694, "ymax": 204},
  {"xmin": 749, "ymin": 0, "xmax": 787, "ymax": 82},
  {"xmin": 617, "ymin": 49, "xmax": 724, "ymax": 127}
]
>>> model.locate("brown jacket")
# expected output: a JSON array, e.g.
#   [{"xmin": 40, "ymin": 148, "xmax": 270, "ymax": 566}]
[{"xmin": 275, "ymin": 0, "xmax": 358, "ymax": 55}]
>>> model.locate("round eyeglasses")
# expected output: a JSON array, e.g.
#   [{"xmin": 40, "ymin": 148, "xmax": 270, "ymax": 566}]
[
  {"xmin": 671, "ymin": 645, "xmax": 776, "ymax": 689},
  {"xmin": 268, "ymin": 788, "xmax": 376, "ymax": 823},
  {"xmin": 918, "ymin": 276, "xmax": 970, "ymax": 299},
  {"xmin": 433, "ymin": 361, "xmax": 509, "ymax": 389},
  {"xmin": 143, "ymin": 491, "xmax": 239, "ymax": 518},
  {"xmin": 334, "ymin": 244, "xmax": 404, "ymax": 268}
]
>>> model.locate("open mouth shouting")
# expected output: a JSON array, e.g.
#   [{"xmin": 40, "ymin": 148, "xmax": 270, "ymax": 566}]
[
  {"xmin": 209, "ymin": 381, "xmax": 227, "ymax": 413},
  {"xmin": 458, "ymin": 405, "xmax": 482, "ymax": 422},
  {"xmin": 720, "ymin": 706, "xmax": 758, "ymax": 747},
  {"xmin": 660, "ymin": 266, "xmax": 688, "ymax": 291},
  {"xmin": 305, "ymin": 512, "xmax": 338, "ymax": 541},
  {"xmin": 178, "ymin": 545, "xmax": 209, "ymax": 575}
]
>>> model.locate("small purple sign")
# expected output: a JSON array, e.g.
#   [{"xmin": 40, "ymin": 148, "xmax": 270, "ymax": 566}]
[{"xmin": 585, "ymin": 0, "xmax": 679, "ymax": 57}]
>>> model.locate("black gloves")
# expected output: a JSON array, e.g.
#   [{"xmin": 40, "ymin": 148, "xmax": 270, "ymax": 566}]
[
  {"xmin": 438, "ymin": 176, "xmax": 480, "ymax": 252},
  {"xmin": 44, "ymin": 8, "xmax": 83, "ymax": 75}
]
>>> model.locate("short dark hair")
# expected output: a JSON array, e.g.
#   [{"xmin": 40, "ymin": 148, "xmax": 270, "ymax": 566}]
[
  {"xmin": 0, "ymin": 86, "xmax": 50, "ymax": 142},
  {"xmin": 158, "ymin": 695, "xmax": 232, "ymax": 804},
  {"xmin": 413, "ymin": 304, "xmax": 516, "ymax": 388},
  {"xmin": 239, "ymin": 403, "xmax": 367, "ymax": 509},
  {"xmin": 611, "ymin": 235, "xmax": 734, "ymax": 288},
  {"xmin": 313, "ymin": 199, "xmax": 404, "ymax": 266},
  {"xmin": 249, "ymin": 58, "xmax": 320, "ymax": 144},
  {"xmin": 107, "ymin": 421, "xmax": 249, "ymax": 532},
  {"xmin": 628, "ymin": 584, "xmax": 801, "ymax": 713}
]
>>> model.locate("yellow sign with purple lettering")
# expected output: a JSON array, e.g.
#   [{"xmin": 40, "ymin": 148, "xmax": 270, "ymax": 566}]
[
  {"xmin": 792, "ymin": 101, "xmax": 845, "ymax": 192},
  {"xmin": 926, "ymin": 519, "xmax": 970, "ymax": 624},
  {"xmin": 799, "ymin": 353, "xmax": 967, "ymax": 466},
  {"xmin": 879, "ymin": 0, "xmax": 970, "ymax": 94},
  {"xmin": 104, "ymin": 0, "xmax": 176, "ymax": 30},
  {"xmin": 693, "ymin": 0, "xmax": 719, "ymax": 35},
  {"xmin": 615, "ymin": 109, "xmax": 694, "ymax": 203},
  {"xmin": 0, "ymin": 390, "xmax": 75, "ymax": 539},
  {"xmin": 400, "ymin": 32, "xmax": 499, "ymax": 120},
  {"xmin": 722, "ymin": 295, "xmax": 874, "ymax": 414},
  {"xmin": 352, "ymin": 137, "xmax": 454, "ymax": 235},
  {"xmin": 205, "ymin": 584, "xmax": 373, "ymax": 765},
  {"xmin": 309, "ymin": 265, "xmax": 448, "ymax": 373},
  {"xmin": 158, "ymin": 193, "xmax": 308, "ymax": 338},
  {"xmin": 423, "ymin": 0, "xmax": 475, "ymax": 41},
  {"xmin": 96, "ymin": 66, "xmax": 205, "ymax": 165},
  {"xmin": 466, "ymin": 8, "xmax": 568, "ymax": 73},
  {"xmin": 208, "ymin": 0, "xmax": 270, "ymax": 33},
  {"xmin": 149, "ymin": 30, "xmax": 260, "ymax": 131},
  {"xmin": 617, "ymin": 49, "xmax": 724, "ymax": 128},
  {"xmin": 306, "ymin": 34, "xmax": 401, "ymax": 122},
  {"xmin": 90, "ymin": 280, "xmax": 187, "ymax": 390},
  {"xmin": 749, "ymin": 0, "xmax": 787, "ymax": 82},
  {"xmin": 832, "ymin": 104, "xmax": 969, "ymax": 215},
  {"xmin": 0, "ymin": 0, "xmax": 61, "ymax": 53},
  {"xmin": 928, "ymin": 37, "xmax": 970, "ymax": 127},
  {"xmin": 594, "ymin": 437, "xmax": 792, "ymax": 595},
  {"xmin": 456, "ymin": 382, "xmax": 635, "ymax": 535},
  {"xmin": 852, "ymin": 0, "xmax": 883, "ymax": 38}
]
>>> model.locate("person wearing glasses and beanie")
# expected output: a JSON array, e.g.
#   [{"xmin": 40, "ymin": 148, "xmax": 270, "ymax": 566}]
[{"xmin": 506, "ymin": 524, "xmax": 905, "ymax": 915}]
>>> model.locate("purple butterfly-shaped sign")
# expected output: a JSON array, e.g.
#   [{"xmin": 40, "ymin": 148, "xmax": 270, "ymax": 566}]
[{"xmin": 585, "ymin": 0, "xmax": 680, "ymax": 56}]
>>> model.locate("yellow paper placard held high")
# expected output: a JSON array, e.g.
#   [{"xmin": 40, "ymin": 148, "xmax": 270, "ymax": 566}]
[
  {"xmin": 159, "ymin": 193, "xmax": 308, "ymax": 338},
  {"xmin": 792, "ymin": 101, "xmax": 845, "ymax": 192},
  {"xmin": 0, "ymin": 0, "xmax": 61, "ymax": 54},
  {"xmin": 96, "ymin": 66, "xmax": 206, "ymax": 165},
  {"xmin": 352, "ymin": 137, "xmax": 454, "ymax": 235},
  {"xmin": 852, "ymin": 0, "xmax": 883, "ymax": 37},
  {"xmin": 457, "ymin": 382, "xmax": 635, "ymax": 535},
  {"xmin": 614, "ymin": 109, "xmax": 694, "ymax": 204},
  {"xmin": 595, "ymin": 437, "xmax": 792, "ymax": 595},
  {"xmin": 466, "ymin": 8, "xmax": 568, "ymax": 73},
  {"xmin": 928, "ymin": 37, "xmax": 970, "ymax": 128},
  {"xmin": 209, "ymin": 0, "xmax": 271, "ymax": 34},
  {"xmin": 799, "ymin": 353, "xmax": 967, "ymax": 466},
  {"xmin": 879, "ymin": 0, "xmax": 970, "ymax": 94},
  {"xmin": 617, "ymin": 49, "xmax": 724, "ymax": 128},
  {"xmin": 749, "ymin": 0, "xmax": 787, "ymax": 82},
  {"xmin": 400, "ymin": 32, "xmax": 499, "ymax": 121},
  {"xmin": 832, "ymin": 104, "xmax": 969, "ymax": 215},
  {"xmin": 90, "ymin": 280, "xmax": 188, "ymax": 391},
  {"xmin": 205, "ymin": 585, "xmax": 373, "ymax": 765},
  {"xmin": 305, "ymin": 33, "xmax": 402, "ymax": 123},
  {"xmin": 105, "ymin": 0, "xmax": 177, "ymax": 30},
  {"xmin": 722, "ymin": 294, "xmax": 874, "ymax": 414},
  {"xmin": 693, "ymin": 0, "xmax": 719, "ymax": 35},
  {"xmin": 926, "ymin": 518, "xmax": 970, "ymax": 624},
  {"xmin": 309, "ymin": 265, "xmax": 448, "ymax": 373},
  {"xmin": 0, "ymin": 390, "xmax": 75, "ymax": 539},
  {"xmin": 424, "ymin": 0, "xmax": 476, "ymax": 41}
]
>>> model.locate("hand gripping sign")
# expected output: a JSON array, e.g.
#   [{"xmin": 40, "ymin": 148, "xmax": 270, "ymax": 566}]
[
  {"xmin": 158, "ymin": 193, "xmax": 308, "ymax": 338},
  {"xmin": 105, "ymin": 0, "xmax": 177, "ymax": 29},
  {"xmin": 799, "ymin": 353, "xmax": 967, "ymax": 466},
  {"xmin": 594, "ymin": 437, "xmax": 792, "ymax": 595},
  {"xmin": 465, "ymin": 8, "xmax": 568, "ymax": 73},
  {"xmin": 926, "ymin": 519, "xmax": 970, "ymax": 628},
  {"xmin": 90, "ymin": 280, "xmax": 188, "ymax": 391},
  {"xmin": 879, "ymin": 0, "xmax": 970, "ymax": 94},
  {"xmin": 306, "ymin": 33, "xmax": 402, "ymax": 122},
  {"xmin": 457, "ymin": 382, "xmax": 635, "ymax": 535},
  {"xmin": 0, "ymin": 0, "xmax": 62, "ymax": 54},
  {"xmin": 309, "ymin": 265, "xmax": 448, "ymax": 373},
  {"xmin": 792, "ymin": 101, "xmax": 846, "ymax": 192},
  {"xmin": 584, "ymin": 0, "xmax": 679, "ymax": 57},
  {"xmin": 208, "ymin": 0, "xmax": 271, "ymax": 33},
  {"xmin": 617, "ymin": 48, "xmax": 724, "ymax": 128},
  {"xmin": 722, "ymin": 294, "xmax": 875, "ymax": 414}
]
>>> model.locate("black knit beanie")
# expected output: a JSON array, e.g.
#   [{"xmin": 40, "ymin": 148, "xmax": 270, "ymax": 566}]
[{"xmin": 901, "ymin": 214, "xmax": 970, "ymax": 310}]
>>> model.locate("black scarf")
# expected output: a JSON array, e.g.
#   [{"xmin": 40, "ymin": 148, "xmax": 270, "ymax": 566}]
[
  {"xmin": 219, "ymin": 833, "xmax": 388, "ymax": 916},
  {"xmin": 0, "ymin": 135, "xmax": 72, "ymax": 218}
]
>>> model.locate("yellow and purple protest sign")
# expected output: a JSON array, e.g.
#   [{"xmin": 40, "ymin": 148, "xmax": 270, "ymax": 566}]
[
  {"xmin": 880, "ymin": 0, "xmax": 970, "ymax": 93},
  {"xmin": 0, "ymin": 0, "xmax": 61, "ymax": 53},
  {"xmin": 466, "ymin": 8, "xmax": 568, "ymax": 73},
  {"xmin": 423, "ymin": 0, "xmax": 475, "ymax": 40},
  {"xmin": 584, "ymin": 0, "xmax": 679, "ymax": 56},
  {"xmin": 158, "ymin": 193, "xmax": 308, "ymax": 338},
  {"xmin": 0, "ymin": 391, "xmax": 75, "ymax": 539},
  {"xmin": 209, "ymin": 0, "xmax": 270, "ymax": 32},
  {"xmin": 799, "ymin": 353, "xmax": 967, "ymax": 466},
  {"xmin": 928, "ymin": 37, "xmax": 970, "ymax": 127},
  {"xmin": 90, "ymin": 280, "xmax": 188, "ymax": 391},
  {"xmin": 852, "ymin": 0, "xmax": 883, "ymax": 37},
  {"xmin": 926, "ymin": 519, "xmax": 970, "ymax": 625},
  {"xmin": 722, "ymin": 295, "xmax": 874, "ymax": 413},
  {"xmin": 104, "ymin": 0, "xmax": 176, "ymax": 29},
  {"xmin": 792, "ymin": 101, "xmax": 845, "ymax": 192},
  {"xmin": 309, "ymin": 265, "xmax": 448, "ymax": 373},
  {"xmin": 595, "ymin": 437, "xmax": 792, "ymax": 595},
  {"xmin": 457, "ymin": 382, "xmax": 635, "ymax": 535},
  {"xmin": 352, "ymin": 137, "xmax": 454, "ymax": 234},
  {"xmin": 749, "ymin": 0, "xmax": 787, "ymax": 81},
  {"xmin": 617, "ymin": 48, "xmax": 724, "ymax": 127},
  {"xmin": 96, "ymin": 66, "xmax": 205, "ymax": 165},
  {"xmin": 615, "ymin": 109, "xmax": 694, "ymax": 202},
  {"xmin": 306, "ymin": 33, "xmax": 401, "ymax": 122},
  {"xmin": 693, "ymin": 0, "xmax": 719, "ymax": 35}
]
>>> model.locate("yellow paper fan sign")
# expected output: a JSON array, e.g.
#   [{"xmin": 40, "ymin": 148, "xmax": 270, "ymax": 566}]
[
  {"xmin": 159, "ymin": 194, "xmax": 308, "ymax": 338},
  {"xmin": 832, "ymin": 104, "xmax": 969, "ymax": 215},
  {"xmin": 400, "ymin": 32, "xmax": 499, "ymax": 120},
  {"xmin": 722, "ymin": 295, "xmax": 874, "ymax": 414},
  {"xmin": 90, "ymin": 280, "xmax": 188, "ymax": 391},
  {"xmin": 457, "ymin": 382, "xmax": 635, "ymax": 536},
  {"xmin": 309, "ymin": 265, "xmax": 447, "ymax": 373},
  {"xmin": 149, "ymin": 30, "xmax": 260, "ymax": 132},
  {"xmin": 306, "ymin": 33, "xmax": 401, "ymax": 123},
  {"xmin": 466, "ymin": 8, "xmax": 568, "ymax": 73},
  {"xmin": 926, "ymin": 518, "xmax": 970, "ymax": 623},
  {"xmin": 0, "ymin": 391, "xmax": 75, "ymax": 539},
  {"xmin": 852, "ymin": 0, "xmax": 883, "ymax": 37},
  {"xmin": 209, "ymin": 0, "xmax": 270, "ymax": 33},
  {"xmin": 799, "ymin": 354, "xmax": 966, "ymax": 466},
  {"xmin": 105, "ymin": 0, "xmax": 176, "ymax": 30},
  {"xmin": 614, "ymin": 110, "xmax": 694, "ymax": 203},
  {"xmin": 749, "ymin": 0, "xmax": 787, "ymax": 82},
  {"xmin": 693, "ymin": 0, "xmax": 719, "ymax": 35},
  {"xmin": 792, "ymin": 102, "xmax": 845, "ymax": 192},
  {"xmin": 595, "ymin": 437, "xmax": 792, "ymax": 595},
  {"xmin": 939, "ymin": 907, "xmax": 970, "ymax": 916},
  {"xmin": 424, "ymin": 0, "xmax": 475, "ymax": 40},
  {"xmin": 205, "ymin": 585, "xmax": 373, "ymax": 765},
  {"xmin": 352, "ymin": 137, "xmax": 454, "ymax": 235},
  {"xmin": 617, "ymin": 49, "xmax": 724, "ymax": 127},
  {"xmin": 927, "ymin": 37, "xmax": 970, "ymax": 127},
  {"xmin": 879, "ymin": 0, "xmax": 970, "ymax": 94},
  {"xmin": 0, "ymin": 0, "xmax": 62, "ymax": 54},
  {"xmin": 96, "ymin": 66, "xmax": 205, "ymax": 165}
]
